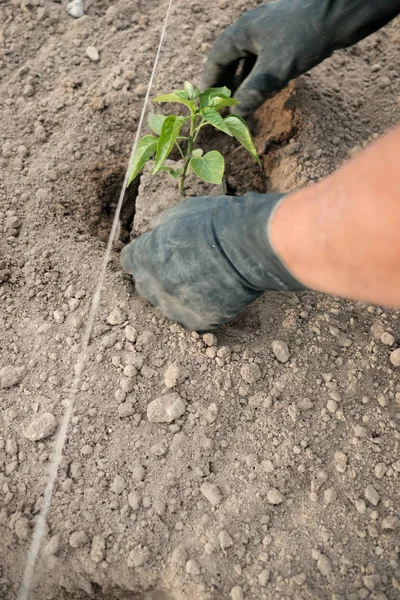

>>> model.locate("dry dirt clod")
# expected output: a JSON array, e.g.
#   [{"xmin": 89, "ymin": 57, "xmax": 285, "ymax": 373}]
[
  {"xmin": 147, "ymin": 393, "xmax": 186, "ymax": 423},
  {"xmin": 240, "ymin": 362, "xmax": 261, "ymax": 383},
  {"xmin": 164, "ymin": 363, "xmax": 187, "ymax": 389},
  {"xmin": 24, "ymin": 412, "xmax": 57, "ymax": 441},
  {"xmin": 107, "ymin": 306, "xmax": 126, "ymax": 325},
  {"xmin": 230, "ymin": 586, "xmax": 244, "ymax": 600},
  {"xmin": 0, "ymin": 365, "xmax": 25, "ymax": 388},
  {"xmin": 185, "ymin": 559, "xmax": 201, "ymax": 575},
  {"xmin": 381, "ymin": 332, "xmax": 395, "ymax": 346},
  {"xmin": 125, "ymin": 325, "xmax": 138, "ymax": 343},
  {"xmin": 203, "ymin": 333, "xmax": 217, "ymax": 347},
  {"xmin": 218, "ymin": 530, "xmax": 233, "ymax": 550},
  {"xmin": 267, "ymin": 488, "xmax": 284, "ymax": 505},
  {"xmin": 69, "ymin": 530, "xmax": 88, "ymax": 548},
  {"xmin": 127, "ymin": 545, "xmax": 151, "ymax": 568},
  {"xmin": 381, "ymin": 515, "xmax": 400, "ymax": 530},
  {"xmin": 200, "ymin": 482, "xmax": 222, "ymax": 506},
  {"xmin": 110, "ymin": 474, "xmax": 126, "ymax": 494},
  {"xmin": 272, "ymin": 340, "xmax": 290, "ymax": 363},
  {"xmin": 389, "ymin": 348, "xmax": 400, "ymax": 366},
  {"xmin": 90, "ymin": 535, "xmax": 105, "ymax": 563},
  {"xmin": 365, "ymin": 484, "xmax": 380, "ymax": 506}
]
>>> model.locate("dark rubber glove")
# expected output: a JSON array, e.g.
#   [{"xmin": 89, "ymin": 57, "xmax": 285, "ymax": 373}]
[
  {"xmin": 120, "ymin": 193, "xmax": 306, "ymax": 331},
  {"xmin": 202, "ymin": 0, "xmax": 400, "ymax": 116}
]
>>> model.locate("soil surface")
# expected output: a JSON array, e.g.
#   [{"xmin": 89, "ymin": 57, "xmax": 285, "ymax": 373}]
[{"xmin": 1, "ymin": 2, "xmax": 400, "ymax": 600}]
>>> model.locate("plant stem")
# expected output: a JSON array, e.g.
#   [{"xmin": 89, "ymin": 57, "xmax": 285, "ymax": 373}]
[{"xmin": 178, "ymin": 111, "xmax": 196, "ymax": 196}]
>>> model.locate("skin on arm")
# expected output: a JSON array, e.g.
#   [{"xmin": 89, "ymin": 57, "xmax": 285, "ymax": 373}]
[{"xmin": 270, "ymin": 125, "xmax": 400, "ymax": 308}]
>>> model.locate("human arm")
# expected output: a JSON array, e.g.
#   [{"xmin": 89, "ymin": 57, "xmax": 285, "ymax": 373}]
[
  {"xmin": 121, "ymin": 125, "xmax": 400, "ymax": 330},
  {"xmin": 202, "ymin": 0, "xmax": 400, "ymax": 116}
]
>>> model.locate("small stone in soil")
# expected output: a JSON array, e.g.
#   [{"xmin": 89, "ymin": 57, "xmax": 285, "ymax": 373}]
[
  {"xmin": 147, "ymin": 393, "xmax": 186, "ymax": 423},
  {"xmin": 272, "ymin": 340, "xmax": 290, "ymax": 363},
  {"xmin": 24, "ymin": 412, "xmax": 57, "ymax": 441},
  {"xmin": 125, "ymin": 325, "xmax": 138, "ymax": 343},
  {"xmin": 364, "ymin": 484, "xmax": 380, "ymax": 506},
  {"xmin": 200, "ymin": 482, "xmax": 222, "ymax": 506},
  {"xmin": 267, "ymin": 487, "xmax": 284, "ymax": 505},
  {"xmin": 185, "ymin": 559, "xmax": 201, "ymax": 575},
  {"xmin": 0, "ymin": 365, "xmax": 25, "ymax": 388},
  {"xmin": 390, "ymin": 348, "xmax": 400, "ymax": 367},
  {"xmin": 86, "ymin": 46, "xmax": 100, "ymax": 62},
  {"xmin": 66, "ymin": 0, "xmax": 84, "ymax": 18},
  {"xmin": 230, "ymin": 586, "xmax": 244, "ymax": 600},
  {"xmin": 240, "ymin": 362, "xmax": 261, "ymax": 383},
  {"xmin": 381, "ymin": 332, "xmax": 395, "ymax": 346},
  {"xmin": 110, "ymin": 474, "xmax": 126, "ymax": 494}
]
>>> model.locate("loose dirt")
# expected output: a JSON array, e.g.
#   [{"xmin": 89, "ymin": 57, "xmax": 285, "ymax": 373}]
[{"xmin": 1, "ymin": 1, "xmax": 400, "ymax": 600}]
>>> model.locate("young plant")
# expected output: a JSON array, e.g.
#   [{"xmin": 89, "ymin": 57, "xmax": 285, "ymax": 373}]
[{"xmin": 127, "ymin": 82, "xmax": 261, "ymax": 196}]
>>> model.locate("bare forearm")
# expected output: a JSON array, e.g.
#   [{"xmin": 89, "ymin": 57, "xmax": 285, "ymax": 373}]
[{"xmin": 271, "ymin": 125, "xmax": 400, "ymax": 307}]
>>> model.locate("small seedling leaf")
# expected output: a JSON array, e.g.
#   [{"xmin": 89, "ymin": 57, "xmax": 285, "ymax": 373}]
[
  {"xmin": 148, "ymin": 113, "xmax": 168, "ymax": 135},
  {"xmin": 184, "ymin": 81, "xmax": 200, "ymax": 101},
  {"xmin": 154, "ymin": 91, "xmax": 194, "ymax": 110},
  {"xmin": 160, "ymin": 166, "xmax": 180, "ymax": 178},
  {"xmin": 199, "ymin": 86, "xmax": 231, "ymax": 109},
  {"xmin": 190, "ymin": 150, "xmax": 224, "ymax": 184},
  {"xmin": 128, "ymin": 135, "xmax": 158, "ymax": 185},
  {"xmin": 208, "ymin": 96, "xmax": 240, "ymax": 111},
  {"xmin": 201, "ymin": 108, "xmax": 232, "ymax": 136},
  {"xmin": 191, "ymin": 148, "xmax": 203, "ymax": 158},
  {"xmin": 153, "ymin": 116, "xmax": 186, "ymax": 174},
  {"xmin": 225, "ymin": 115, "xmax": 261, "ymax": 164}
]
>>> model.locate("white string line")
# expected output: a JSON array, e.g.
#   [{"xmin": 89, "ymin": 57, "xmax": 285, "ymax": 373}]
[{"xmin": 17, "ymin": 1, "xmax": 174, "ymax": 597}]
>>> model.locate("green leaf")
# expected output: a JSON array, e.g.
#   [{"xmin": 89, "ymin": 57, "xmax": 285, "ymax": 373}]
[
  {"xmin": 148, "ymin": 113, "xmax": 167, "ymax": 135},
  {"xmin": 199, "ymin": 86, "xmax": 231, "ymax": 109},
  {"xmin": 190, "ymin": 150, "xmax": 225, "ymax": 185},
  {"xmin": 225, "ymin": 115, "xmax": 261, "ymax": 164},
  {"xmin": 201, "ymin": 108, "xmax": 233, "ymax": 136},
  {"xmin": 209, "ymin": 96, "xmax": 240, "ymax": 111},
  {"xmin": 127, "ymin": 135, "xmax": 158, "ymax": 185},
  {"xmin": 184, "ymin": 81, "xmax": 200, "ymax": 101},
  {"xmin": 153, "ymin": 91, "xmax": 194, "ymax": 110},
  {"xmin": 153, "ymin": 116, "xmax": 186, "ymax": 174},
  {"xmin": 191, "ymin": 148, "xmax": 203, "ymax": 158},
  {"xmin": 160, "ymin": 166, "xmax": 180, "ymax": 178}
]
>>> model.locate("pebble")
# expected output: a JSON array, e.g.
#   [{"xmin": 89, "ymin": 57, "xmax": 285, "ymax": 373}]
[
  {"xmin": 374, "ymin": 463, "xmax": 387, "ymax": 479},
  {"xmin": 132, "ymin": 463, "xmax": 145, "ymax": 482},
  {"xmin": 86, "ymin": 46, "xmax": 100, "ymax": 62},
  {"xmin": 147, "ymin": 393, "xmax": 186, "ymax": 423},
  {"xmin": 390, "ymin": 348, "xmax": 400, "ymax": 367},
  {"xmin": 272, "ymin": 340, "xmax": 290, "ymax": 363},
  {"xmin": 118, "ymin": 402, "xmax": 135, "ymax": 418},
  {"xmin": 203, "ymin": 333, "xmax": 217, "ymax": 347},
  {"xmin": 112, "ymin": 77, "xmax": 124, "ymax": 91},
  {"xmin": 230, "ymin": 586, "xmax": 244, "ymax": 600},
  {"xmin": 128, "ymin": 491, "xmax": 140, "ymax": 510},
  {"xmin": 364, "ymin": 484, "xmax": 379, "ymax": 506},
  {"xmin": 125, "ymin": 325, "xmax": 138, "ymax": 343},
  {"xmin": 381, "ymin": 332, "xmax": 395, "ymax": 346},
  {"xmin": 200, "ymin": 482, "xmax": 222, "ymax": 506},
  {"xmin": 317, "ymin": 553, "xmax": 332, "ymax": 576},
  {"xmin": 267, "ymin": 488, "xmax": 284, "ymax": 505},
  {"xmin": 381, "ymin": 515, "xmax": 400, "ymax": 530},
  {"xmin": 24, "ymin": 412, "xmax": 57, "ymax": 441},
  {"xmin": 258, "ymin": 569, "xmax": 270, "ymax": 587},
  {"xmin": 107, "ymin": 306, "xmax": 126, "ymax": 325},
  {"xmin": 90, "ymin": 535, "xmax": 105, "ymax": 563},
  {"xmin": 164, "ymin": 363, "xmax": 186, "ymax": 389},
  {"xmin": 185, "ymin": 559, "xmax": 201, "ymax": 575},
  {"xmin": 110, "ymin": 475, "xmax": 126, "ymax": 494},
  {"xmin": 66, "ymin": 0, "xmax": 84, "ymax": 18},
  {"xmin": 0, "ymin": 365, "xmax": 25, "ymax": 388},
  {"xmin": 334, "ymin": 451, "xmax": 347, "ymax": 473},
  {"xmin": 69, "ymin": 530, "xmax": 88, "ymax": 548},
  {"xmin": 240, "ymin": 362, "xmax": 261, "ymax": 383}
]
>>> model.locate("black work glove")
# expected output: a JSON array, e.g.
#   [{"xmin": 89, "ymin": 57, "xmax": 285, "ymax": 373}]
[
  {"xmin": 120, "ymin": 193, "xmax": 306, "ymax": 332},
  {"xmin": 202, "ymin": 0, "xmax": 400, "ymax": 117}
]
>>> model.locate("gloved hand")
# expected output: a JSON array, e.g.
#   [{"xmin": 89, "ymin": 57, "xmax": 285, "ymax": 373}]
[
  {"xmin": 120, "ymin": 193, "xmax": 306, "ymax": 331},
  {"xmin": 202, "ymin": 0, "xmax": 400, "ymax": 117}
]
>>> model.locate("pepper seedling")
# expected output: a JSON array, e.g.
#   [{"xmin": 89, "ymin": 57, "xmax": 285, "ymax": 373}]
[{"xmin": 127, "ymin": 82, "xmax": 261, "ymax": 196}]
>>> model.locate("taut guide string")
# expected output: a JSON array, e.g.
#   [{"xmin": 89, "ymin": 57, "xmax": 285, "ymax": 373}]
[{"xmin": 17, "ymin": 1, "xmax": 175, "ymax": 597}]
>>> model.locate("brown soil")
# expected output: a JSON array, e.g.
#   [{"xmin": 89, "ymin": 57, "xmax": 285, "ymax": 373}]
[{"xmin": 1, "ymin": 2, "xmax": 400, "ymax": 600}]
